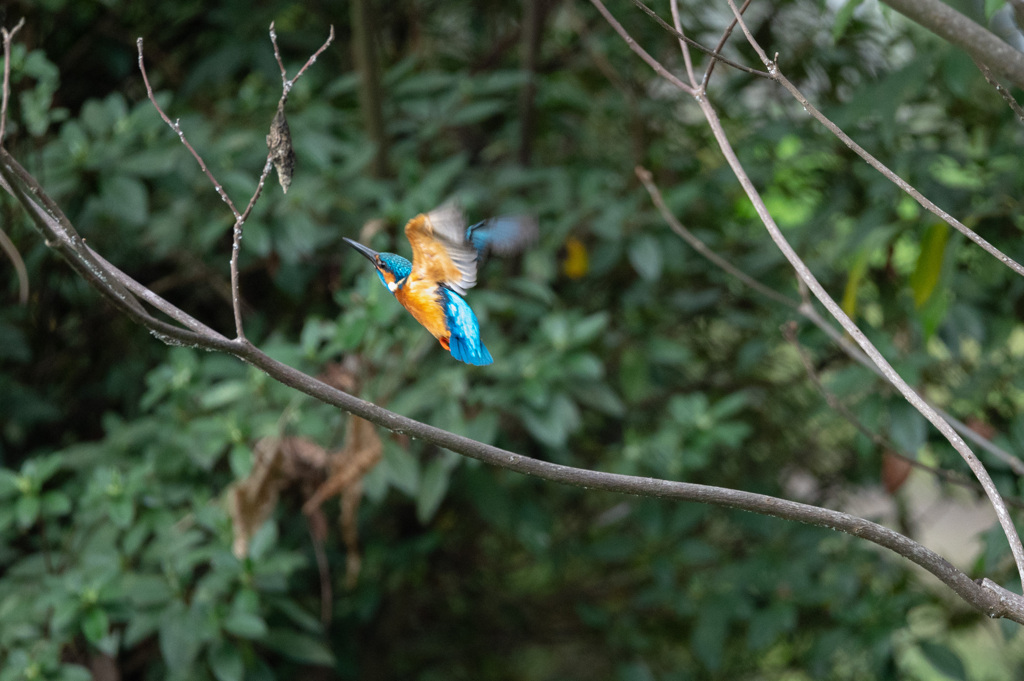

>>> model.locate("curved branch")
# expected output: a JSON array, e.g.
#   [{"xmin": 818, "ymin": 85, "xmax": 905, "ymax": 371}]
[
  {"xmin": 5, "ymin": 19, "xmax": 1024, "ymax": 624},
  {"xmin": 2, "ymin": 144, "xmax": 1024, "ymax": 624},
  {"xmin": 233, "ymin": 336, "xmax": 1024, "ymax": 624}
]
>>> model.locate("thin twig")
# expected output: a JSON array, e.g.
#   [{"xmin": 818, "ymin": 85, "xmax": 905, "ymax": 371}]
[
  {"xmin": 702, "ymin": 0, "xmax": 751, "ymax": 86},
  {"xmin": 745, "ymin": 42, "xmax": 1024, "ymax": 282},
  {"xmin": 668, "ymin": 0, "xmax": 696, "ymax": 87},
  {"xmin": 636, "ymin": 165, "xmax": 1024, "ymax": 478},
  {"xmin": 629, "ymin": 0, "xmax": 766, "ymax": 80},
  {"xmin": 973, "ymin": 58, "xmax": 1024, "ymax": 124},
  {"xmin": 1, "ymin": 18, "xmax": 26, "ymax": 146},
  {"xmin": 720, "ymin": 0, "xmax": 1024, "ymax": 590},
  {"xmin": 137, "ymin": 38, "xmax": 242, "ymax": 221},
  {"xmin": 0, "ymin": 226, "xmax": 29, "ymax": 304},
  {"xmin": 271, "ymin": 22, "xmax": 335, "ymax": 100},
  {"xmin": 0, "ymin": 17, "xmax": 27, "ymax": 303},
  {"xmin": 591, "ymin": 0, "xmax": 696, "ymax": 96},
  {"xmin": 636, "ymin": 166, "xmax": 798, "ymax": 308}
]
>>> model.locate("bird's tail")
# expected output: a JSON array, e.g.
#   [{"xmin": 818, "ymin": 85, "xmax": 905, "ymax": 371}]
[{"xmin": 449, "ymin": 334, "xmax": 494, "ymax": 366}]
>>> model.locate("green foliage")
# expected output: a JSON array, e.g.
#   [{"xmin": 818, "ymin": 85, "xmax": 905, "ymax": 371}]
[{"xmin": 3, "ymin": 0, "xmax": 1024, "ymax": 677}]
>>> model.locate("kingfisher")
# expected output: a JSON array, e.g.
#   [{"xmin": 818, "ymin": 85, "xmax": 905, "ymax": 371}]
[{"xmin": 343, "ymin": 203, "xmax": 537, "ymax": 366}]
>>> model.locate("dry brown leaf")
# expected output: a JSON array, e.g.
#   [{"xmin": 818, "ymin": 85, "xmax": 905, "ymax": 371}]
[
  {"xmin": 229, "ymin": 436, "xmax": 329, "ymax": 558},
  {"xmin": 303, "ymin": 417, "xmax": 382, "ymax": 513}
]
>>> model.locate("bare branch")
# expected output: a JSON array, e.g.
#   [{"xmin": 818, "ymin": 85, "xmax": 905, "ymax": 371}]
[
  {"xmin": 272, "ymin": 23, "xmax": 335, "ymax": 98},
  {"xmin": 4, "ymin": 139, "xmax": 1024, "ymax": 622},
  {"xmin": 137, "ymin": 38, "xmax": 242, "ymax": 222},
  {"xmin": 139, "ymin": 25, "xmax": 332, "ymax": 342},
  {"xmin": 668, "ymin": 0, "xmax": 697, "ymax": 88},
  {"xmin": 590, "ymin": 0, "xmax": 1024, "ymax": 592},
  {"xmin": 1, "ymin": 148, "xmax": 232, "ymax": 347},
  {"xmin": 590, "ymin": 0, "xmax": 696, "ymax": 96},
  {"xmin": 628, "ymin": 0, "xmax": 766, "ymax": 80},
  {"xmin": 702, "ymin": 0, "xmax": 752, "ymax": 86}
]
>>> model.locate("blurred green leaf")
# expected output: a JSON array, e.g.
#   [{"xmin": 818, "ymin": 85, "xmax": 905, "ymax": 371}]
[
  {"xmin": 223, "ymin": 611, "xmax": 268, "ymax": 640},
  {"xmin": 208, "ymin": 641, "xmax": 244, "ymax": 681},
  {"xmin": 417, "ymin": 458, "xmax": 452, "ymax": 523},
  {"xmin": 262, "ymin": 629, "xmax": 335, "ymax": 666},
  {"xmin": 15, "ymin": 494, "xmax": 40, "ymax": 529},
  {"xmin": 691, "ymin": 606, "xmax": 728, "ymax": 671},
  {"xmin": 382, "ymin": 441, "xmax": 420, "ymax": 496},
  {"xmin": 833, "ymin": 0, "xmax": 866, "ymax": 40},
  {"xmin": 888, "ymin": 401, "xmax": 927, "ymax": 455},
  {"xmin": 918, "ymin": 641, "xmax": 967, "ymax": 681},
  {"xmin": 628, "ymin": 235, "xmax": 663, "ymax": 281},
  {"xmin": 159, "ymin": 602, "xmax": 204, "ymax": 670},
  {"xmin": 80, "ymin": 607, "xmax": 109, "ymax": 644}
]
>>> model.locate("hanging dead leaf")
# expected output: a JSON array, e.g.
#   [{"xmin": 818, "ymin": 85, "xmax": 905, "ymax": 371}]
[
  {"xmin": 341, "ymin": 480, "xmax": 364, "ymax": 589},
  {"xmin": 319, "ymin": 359, "xmax": 360, "ymax": 394},
  {"xmin": 302, "ymin": 415, "xmax": 382, "ymax": 591},
  {"xmin": 267, "ymin": 103, "xmax": 295, "ymax": 193},
  {"xmin": 229, "ymin": 437, "xmax": 286, "ymax": 558},
  {"xmin": 229, "ymin": 436, "xmax": 330, "ymax": 558},
  {"xmin": 303, "ymin": 417, "xmax": 382, "ymax": 513}
]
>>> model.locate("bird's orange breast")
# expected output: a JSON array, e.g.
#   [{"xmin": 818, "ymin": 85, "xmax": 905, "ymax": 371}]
[{"xmin": 394, "ymin": 277, "xmax": 449, "ymax": 342}]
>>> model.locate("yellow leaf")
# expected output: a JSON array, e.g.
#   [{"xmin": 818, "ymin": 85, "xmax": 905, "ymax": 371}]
[
  {"xmin": 562, "ymin": 236, "xmax": 588, "ymax": 279},
  {"xmin": 910, "ymin": 223, "xmax": 949, "ymax": 308},
  {"xmin": 842, "ymin": 250, "xmax": 869, "ymax": 319}
]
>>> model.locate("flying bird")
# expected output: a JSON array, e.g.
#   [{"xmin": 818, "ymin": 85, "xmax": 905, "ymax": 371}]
[{"xmin": 343, "ymin": 203, "xmax": 537, "ymax": 366}]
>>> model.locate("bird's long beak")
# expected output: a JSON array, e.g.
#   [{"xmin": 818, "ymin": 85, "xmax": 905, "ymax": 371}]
[{"xmin": 342, "ymin": 237, "xmax": 380, "ymax": 264}]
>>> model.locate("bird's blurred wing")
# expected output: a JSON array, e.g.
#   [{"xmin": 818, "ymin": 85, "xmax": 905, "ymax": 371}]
[
  {"xmin": 466, "ymin": 215, "xmax": 538, "ymax": 258},
  {"xmin": 405, "ymin": 203, "xmax": 478, "ymax": 295}
]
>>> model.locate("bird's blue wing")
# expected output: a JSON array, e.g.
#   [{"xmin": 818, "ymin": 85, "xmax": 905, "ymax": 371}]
[
  {"xmin": 466, "ymin": 215, "xmax": 538, "ymax": 258},
  {"xmin": 441, "ymin": 287, "xmax": 493, "ymax": 366}
]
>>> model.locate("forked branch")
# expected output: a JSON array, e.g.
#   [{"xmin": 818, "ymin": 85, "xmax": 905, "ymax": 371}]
[{"xmin": 137, "ymin": 24, "xmax": 333, "ymax": 340}]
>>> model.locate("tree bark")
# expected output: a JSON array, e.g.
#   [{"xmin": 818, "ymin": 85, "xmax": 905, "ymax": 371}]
[{"xmin": 351, "ymin": 0, "xmax": 389, "ymax": 178}]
